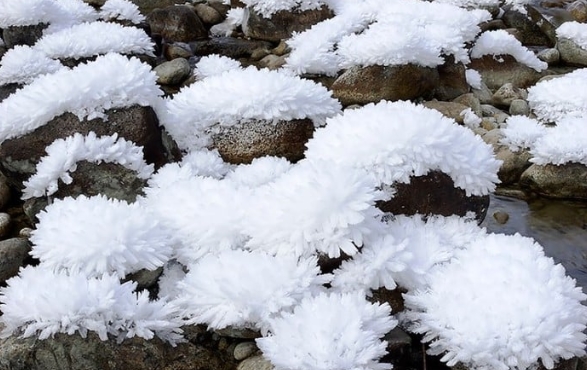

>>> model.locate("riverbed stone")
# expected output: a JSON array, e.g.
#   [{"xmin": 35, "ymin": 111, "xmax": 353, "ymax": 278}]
[
  {"xmin": 568, "ymin": 0, "xmax": 587, "ymax": 22},
  {"xmin": 211, "ymin": 119, "xmax": 314, "ymax": 164},
  {"xmin": 0, "ymin": 105, "xmax": 167, "ymax": 190},
  {"xmin": 242, "ymin": 6, "xmax": 333, "ymax": 42},
  {"xmin": 193, "ymin": 3, "xmax": 224, "ymax": 25},
  {"xmin": 502, "ymin": 8, "xmax": 553, "ymax": 46},
  {"xmin": 537, "ymin": 47, "xmax": 560, "ymax": 64},
  {"xmin": 237, "ymin": 355, "xmax": 274, "ymax": 370},
  {"xmin": 233, "ymin": 342, "xmax": 258, "ymax": 361},
  {"xmin": 525, "ymin": 5, "xmax": 566, "ymax": 46},
  {"xmin": 468, "ymin": 55, "xmax": 553, "ymax": 90},
  {"xmin": 0, "ymin": 331, "xmax": 235, "ymax": 370},
  {"xmin": 331, "ymin": 64, "xmax": 439, "ymax": 106},
  {"xmin": 190, "ymin": 37, "xmax": 274, "ymax": 59},
  {"xmin": 0, "ymin": 238, "xmax": 30, "ymax": 283},
  {"xmin": 154, "ymin": 58, "xmax": 191, "ymax": 85},
  {"xmin": 509, "ymin": 99, "xmax": 531, "ymax": 116},
  {"xmin": 422, "ymin": 101, "xmax": 470, "ymax": 124},
  {"xmin": 453, "ymin": 93, "xmax": 482, "ymax": 117},
  {"xmin": 520, "ymin": 163, "xmax": 587, "ymax": 199},
  {"xmin": 435, "ymin": 58, "xmax": 469, "ymax": 101},
  {"xmin": 147, "ymin": 5, "xmax": 208, "ymax": 42},
  {"xmin": 492, "ymin": 83, "xmax": 528, "ymax": 108},
  {"xmin": 377, "ymin": 171, "xmax": 490, "ymax": 223},
  {"xmin": 2, "ymin": 24, "xmax": 46, "ymax": 49},
  {"xmin": 557, "ymin": 38, "xmax": 587, "ymax": 66}
]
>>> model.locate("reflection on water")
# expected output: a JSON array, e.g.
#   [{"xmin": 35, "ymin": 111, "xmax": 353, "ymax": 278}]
[{"xmin": 482, "ymin": 195, "xmax": 587, "ymax": 293}]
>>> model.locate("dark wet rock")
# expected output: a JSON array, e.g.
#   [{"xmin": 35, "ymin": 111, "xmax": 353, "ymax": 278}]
[
  {"xmin": 2, "ymin": 24, "xmax": 46, "ymax": 48},
  {"xmin": 0, "ymin": 213, "xmax": 11, "ymax": 239},
  {"xmin": 0, "ymin": 172, "xmax": 10, "ymax": 210},
  {"xmin": 435, "ymin": 58, "xmax": 469, "ymax": 101},
  {"xmin": 154, "ymin": 58, "xmax": 191, "ymax": 85},
  {"xmin": 369, "ymin": 287, "xmax": 405, "ymax": 314},
  {"xmin": 502, "ymin": 9, "xmax": 553, "ymax": 46},
  {"xmin": 23, "ymin": 197, "xmax": 49, "ymax": 224},
  {"xmin": 212, "ymin": 119, "xmax": 314, "ymax": 164},
  {"xmin": 525, "ymin": 5, "xmax": 570, "ymax": 46},
  {"xmin": 557, "ymin": 38, "xmax": 587, "ymax": 67},
  {"xmin": 0, "ymin": 84, "xmax": 19, "ymax": 103},
  {"xmin": 0, "ymin": 105, "xmax": 167, "ymax": 190},
  {"xmin": 381, "ymin": 327, "xmax": 413, "ymax": 369},
  {"xmin": 190, "ymin": 37, "xmax": 273, "ymax": 60},
  {"xmin": 377, "ymin": 171, "xmax": 490, "ymax": 223},
  {"xmin": 147, "ymin": 5, "xmax": 208, "ymax": 43},
  {"xmin": 422, "ymin": 101, "xmax": 470, "ymax": 125},
  {"xmin": 520, "ymin": 163, "xmax": 587, "ymax": 200},
  {"xmin": 124, "ymin": 267, "xmax": 163, "ymax": 291},
  {"xmin": 0, "ymin": 331, "xmax": 235, "ymax": 370},
  {"xmin": 0, "ymin": 238, "xmax": 30, "ymax": 283},
  {"xmin": 331, "ymin": 64, "xmax": 439, "ymax": 106},
  {"xmin": 243, "ymin": 6, "xmax": 333, "ymax": 42},
  {"xmin": 468, "ymin": 55, "xmax": 553, "ymax": 90}
]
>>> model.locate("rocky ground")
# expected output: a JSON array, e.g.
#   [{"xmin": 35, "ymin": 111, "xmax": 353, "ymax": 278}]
[{"xmin": 1, "ymin": 0, "xmax": 587, "ymax": 369}]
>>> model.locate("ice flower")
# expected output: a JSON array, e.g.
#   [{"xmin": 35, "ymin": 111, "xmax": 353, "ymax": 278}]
[
  {"xmin": 224, "ymin": 156, "xmax": 292, "ymax": 188},
  {"xmin": 22, "ymin": 132, "xmax": 154, "ymax": 199},
  {"xmin": 0, "ymin": 45, "xmax": 64, "ymax": 85},
  {"xmin": 193, "ymin": 55, "xmax": 242, "ymax": 79},
  {"xmin": 30, "ymin": 195, "xmax": 175, "ymax": 278},
  {"xmin": 172, "ymin": 250, "xmax": 328, "ymax": 330},
  {"xmin": 0, "ymin": 267, "xmax": 183, "ymax": 345},
  {"xmin": 500, "ymin": 116, "xmax": 548, "ymax": 152},
  {"xmin": 257, "ymin": 292, "xmax": 396, "ymax": 370},
  {"xmin": 305, "ymin": 100, "xmax": 501, "ymax": 196},
  {"xmin": 240, "ymin": 0, "xmax": 329, "ymax": 17},
  {"xmin": 404, "ymin": 233, "xmax": 587, "ymax": 370},
  {"xmin": 99, "ymin": 0, "xmax": 145, "ymax": 24},
  {"xmin": 556, "ymin": 21, "xmax": 587, "ymax": 51},
  {"xmin": 529, "ymin": 116, "xmax": 587, "ymax": 166}
]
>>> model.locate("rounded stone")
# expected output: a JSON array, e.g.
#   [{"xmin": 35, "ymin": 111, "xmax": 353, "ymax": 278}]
[
  {"xmin": 557, "ymin": 38, "xmax": 587, "ymax": 67},
  {"xmin": 0, "ymin": 238, "xmax": 31, "ymax": 283},
  {"xmin": 194, "ymin": 3, "xmax": 224, "ymax": 25},
  {"xmin": 568, "ymin": 0, "xmax": 587, "ymax": 22},
  {"xmin": 493, "ymin": 211, "xmax": 510, "ymax": 224},
  {"xmin": 520, "ymin": 163, "xmax": 587, "ymax": 200},
  {"xmin": 147, "ymin": 5, "xmax": 208, "ymax": 43},
  {"xmin": 237, "ymin": 355, "xmax": 274, "ymax": 370},
  {"xmin": 509, "ymin": 99, "xmax": 530, "ymax": 116},
  {"xmin": 154, "ymin": 58, "xmax": 191, "ymax": 85},
  {"xmin": 537, "ymin": 48, "xmax": 560, "ymax": 64},
  {"xmin": 492, "ymin": 83, "xmax": 527, "ymax": 108},
  {"xmin": 233, "ymin": 342, "xmax": 258, "ymax": 361}
]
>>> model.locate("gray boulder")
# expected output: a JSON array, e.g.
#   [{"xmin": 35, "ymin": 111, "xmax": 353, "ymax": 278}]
[
  {"xmin": 520, "ymin": 163, "xmax": 587, "ymax": 200},
  {"xmin": 557, "ymin": 38, "xmax": 587, "ymax": 67},
  {"xmin": 147, "ymin": 5, "xmax": 208, "ymax": 43}
]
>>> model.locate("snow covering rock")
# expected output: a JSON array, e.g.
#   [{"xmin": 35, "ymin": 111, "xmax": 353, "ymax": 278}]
[
  {"xmin": 468, "ymin": 54, "xmax": 553, "ymax": 90},
  {"xmin": 147, "ymin": 5, "xmax": 208, "ymax": 42}
]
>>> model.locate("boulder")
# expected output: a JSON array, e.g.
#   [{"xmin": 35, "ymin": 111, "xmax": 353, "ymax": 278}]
[
  {"xmin": 377, "ymin": 171, "xmax": 490, "ymax": 223},
  {"xmin": 502, "ymin": 9, "xmax": 553, "ymax": 46},
  {"xmin": 0, "ymin": 238, "xmax": 30, "ymax": 283},
  {"xmin": 242, "ymin": 6, "xmax": 333, "ymax": 42},
  {"xmin": 557, "ymin": 38, "xmax": 587, "ymax": 67},
  {"xmin": 520, "ymin": 163, "xmax": 587, "ymax": 200},
  {"xmin": 468, "ymin": 55, "xmax": 553, "ymax": 90},
  {"xmin": 0, "ymin": 331, "xmax": 235, "ymax": 370},
  {"xmin": 0, "ymin": 105, "xmax": 167, "ymax": 189},
  {"xmin": 331, "ymin": 64, "xmax": 439, "ymax": 106},
  {"xmin": 211, "ymin": 119, "xmax": 314, "ymax": 164},
  {"xmin": 190, "ymin": 37, "xmax": 273, "ymax": 60},
  {"xmin": 147, "ymin": 5, "xmax": 208, "ymax": 43},
  {"xmin": 526, "ymin": 5, "xmax": 571, "ymax": 46},
  {"xmin": 435, "ymin": 58, "xmax": 470, "ymax": 101}
]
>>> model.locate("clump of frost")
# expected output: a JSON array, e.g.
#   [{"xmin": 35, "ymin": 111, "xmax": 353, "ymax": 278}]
[
  {"xmin": 180, "ymin": 149, "xmax": 232, "ymax": 179},
  {"xmin": 210, "ymin": 7, "xmax": 244, "ymax": 37},
  {"xmin": 471, "ymin": 30, "xmax": 548, "ymax": 72},
  {"xmin": 33, "ymin": 21, "xmax": 154, "ymax": 59},
  {"xmin": 157, "ymin": 260, "xmax": 187, "ymax": 300},
  {"xmin": 404, "ymin": 233, "xmax": 587, "ymax": 370},
  {"xmin": 526, "ymin": 69, "xmax": 587, "ymax": 122},
  {"xmin": 500, "ymin": 115, "xmax": 548, "ymax": 151},
  {"xmin": 172, "ymin": 250, "xmax": 328, "ymax": 331},
  {"xmin": 243, "ymin": 160, "xmax": 385, "ymax": 258},
  {"xmin": 257, "ymin": 292, "xmax": 396, "ymax": 370},
  {"xmin": 465, "ymin": 68, "xmax": 482, "ymax": 90},
  {"xmin": 99, "ymin": 0, "xmax": 145, "ymax": 24},
  {"xmin": 461, "ymin": 108, "xmax": 482, "ymax": 129},
  {"xmin": 0, "ymin": 53, "xmax": 161, "ymax": 144},
  {"xmin": 433, "ymin": 0, "xmax": 499, "ymax": 7},
  {"xmin": 0, "ymin": 267, "xmax": 184, "ymax": 344},
  {"xmin": 0, "ymin": 0, "xmax": 97, "ymax": 29},
  {"xmin": 22, "ymin": 132, "xmax": 154, "ymax": 199},
  {"xmin": 240, "ymin": 0, "xmax": 328, "ymax": 17},
  {"xmin": 304, "ymin": 100, "xmax": 501, "ymax": 196},
  {"xmin": 0, "ymin": 45, "xmax": 64, "ymax": 85},
  {"xmin": 30, "ymin": 195, "xmax": 175, "ymax": 278},
  {"xmin": 158, "ymin": 66, "xmax": 341, "ymax": 152},
  {"xmin": 224, "ymin": 156, "xmax": 292, "ymax": 188},
  {"xmin": 557, "ymin": 22, "xmax": 587, "ymax": 50},
  {"xmin": 193, "ymin": 55, "xmax": 242, "ymax": 79}
]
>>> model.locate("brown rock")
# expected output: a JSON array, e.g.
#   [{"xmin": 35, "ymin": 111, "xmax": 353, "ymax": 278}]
[
  {"xmin": 331, "ymin": 64, "xmax": 439, "ymax": 106},
  {"xmin": 453, "ymin": 93, "xmax": 482, "ymax": 117},
  {"xmin": 0, "ymin": 172, "xmax": 11, "ymax": 210},
  {"xmin": 129, "ymin": 0, "xmax": 186, "ymax": 15},
  {"xmin": 496, "ymin": 147, "xmax": 533, "ymax": 185},
  {"xmin": 147, "ymin": 5, "xmax": 208, "ymax": 42},
  {"xmin": 243, "ymin": 6, "xmax": 333, "ymax": 42},
  {"xmin": 526, "ymin": 5, "xmax": 572, "ymax": 46},
  {"xmin": 0, "ymin": 105, "xmax": 167, "ymax": 189},
  {"xmin": 422, "ymin": 101, "xmax": 470, "ymax": 124},
  {"xmin": 520, "ymin": 163, "xmax": 587, "ymax": 199},
  {"xmin": 237, "ymin": 355, "xmax": 274, "ymax": 370},
  {"xmin": 492, "ymin": 83, "xmax": 527, "ymax": 108},
  {"xmin": 190, "ymin": 37, "xmax": 273, "ymax": 59},
  {"xmin": 377, "ymin": 171, "xmax": 490, "ymax": 223},
  {"xmin": 568, "ymin": 0, "xmax": 587, "ymax": 22},
  {"xmin": 212, "ymin": 119, "xmax": 314, "ymax": 164},
  {"xmin": 435, "ymin": 57, "xmax": 469, "ymax": 101},
  {"xmin": 493, "ymin": 210, "xmax": 510, "ymax": 224},
  {"xmin": 193, "ymin": 3, "xmax": 224, "ymax": 25},
  {"xmin": 468, "ymin": 55, "xmax": 553, "ymax": 90}
]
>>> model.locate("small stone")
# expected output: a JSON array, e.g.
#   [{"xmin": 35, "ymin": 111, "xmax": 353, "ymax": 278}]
[
  {"xmin": 250, "ymin": 48, "xmax": 270, "ymax": 61},
  {"xmin": 164, "ymin": 43, "xmax": 193, "ymax": 60},
  {"xmin": 568, "ymin": 0, "xmax": 587, "ymax": 22},
  {"xmin": 154, "ymin": 58, "xmax": 191, "ymax": 85},
  {"xmin": 234, "ymin": 342, "xmax": 258, "ymax": 361},
  {"xmin": 509, "ymin": 99, "xmax": 530, "ymax": 116},
  {"xmin": 492, "ymin": 83, "xmax": 527, "ymax": 108},
  {"xmin": 557, "ymin": 38, "xmax": 587, "ymax": 66},
  {"xmin": 422, "ymin": 101, "xmax": 470, "ymax": 124},
  {"xmin": 471, "ymin": 80, "xmax": 495, "ymax": 105},
  {"xmin": 453, "ymin": 93, "xmax": 482, "ymax": 117},
  {"xmin": 147, "ymin": 5, "xmax": 208, "ymax": 42},
  {"xmin": 257, "ymin": 54, "xmax": 287, "ymax": 70},
  {"xmin": 537, "ymin": 48, "xmax": 560, "ymax": 64},
  {"xmin": 493, "ymin": 211, "xmax": 510, "ymax": 224},
  {"xmin": 237, "ymin": 355, "xmax": 274, "ymax": 370},
  {"xmin": 194, "ymin": 3, "xmax": 224, "ymax": 25},
  {"xmin": 0, "ymin": 213, "xmax": 11, "ymax": 239},
  {"xmin": 481, "ymin": 118, "xmax": 498, "ymax": 131},
  {"xmin": 19, "ymin": 227, "xmax": 33, "ymax": 238},
  {"xmin": 0, "ymin": 238, "xmax": 31, "ymax": 283},
  {"xmin": 271, "ymin": 40, "xmax": 290, "ymax": 56}
]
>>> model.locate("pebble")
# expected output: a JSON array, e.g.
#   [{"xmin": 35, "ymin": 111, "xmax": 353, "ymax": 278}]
[
  {"xmin": 557, "ymin": 38, "xmax": 587, "ymax": 67},
  {"xmin": 537, "ymin": 48, "xmax": 560, "ymax": 64},
  {"xmin": 493, "ymin": 211, "xmax": 510, "ymax": 224},
  {"xmin": 0, "ymin": 213, "xmax": 11, "ymax": 239},
  {"xmin": 19, "ymin": 228, "xmax": 33, "ymax": 238},
  {"xmin": 509, "ymin": 99, "xmax": 531, "ymax": 116},
  {"xmin": 154, "ymin": 58, "xmax": 192, "ymax": 85},
  {"xmin": 0, "ymin": 238, "xmax": 31, "ymax": 283},
  {"xmin": 492, "ymin": 83, "xmax": 527, "ymax": 108},
  {"xmin": 234, "ymin": 342, "xmax": 258, "ymax": 361},
  {"xmin": 193, "ymin": 3, "xmax": 224, "ymax": 25},
  {"xmin": 568, "ymin": 0, "xmax": 587, "ymax": 22},
  {"xmin": 237, "ymin": 355, "xmax": 274, "ymax": 370}
]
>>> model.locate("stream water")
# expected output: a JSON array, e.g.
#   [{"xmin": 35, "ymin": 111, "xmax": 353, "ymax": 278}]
[{"xmin": 481, "ymin": 195, "xmax": 587, "ymax": 293}]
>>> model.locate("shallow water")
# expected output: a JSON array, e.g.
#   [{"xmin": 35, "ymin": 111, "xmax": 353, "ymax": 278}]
[{"xmin": 482, "ymin": 195, "xmax": 587, "ymax": 293}]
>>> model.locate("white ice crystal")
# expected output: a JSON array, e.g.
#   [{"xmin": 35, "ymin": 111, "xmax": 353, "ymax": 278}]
[
  {"xmin": 0, "ymin": 45, "xmax": 64, "ymax": 85},
  {"xmin": 257, "ymin": 292, "xmax": 396, "ymax": 370},
  {"xmin": 100, "ymin": 0, "xmax": 145, "ymax": 24},
  {"xmin": 172, "ymin": 250, "xmax": 328, "ymax": 330},
  {"xmin": 224, "ymin": 156, "xmax": 292, "ymax": 188},
  {"xmin": 30, "ymin": 195, "xmax": 175, "ymax": 278},
  {"xmin": 0, "ymin": 267, "xmax": 184, "ymax": 344},
  {"xmin": 557, "ymin": 21, "xmax": 587, "ymax": 50},
  {"xmin": 465, "ymin": 68, "xmax": 483, "ymax": 90},
  {"xmin": 527, "ymin": 69, "xmax": 587, "ymax": 122},
  {"xmin": 434, "ymin": 0, "xmax": 499, "ymax": 7},
  {"xmin": 210, "ymin": 7, "xmax": 245, "ymax": 37},
  {"xmin": 530, "ymin": 117, "xmax": 587, "ymax": 166},
  {"xmin": 0, "ymin": 53, "xmax": 162, "ymax": 144},
  {"xmin": 0, "ymin": 0, "xmax": 97, "ymax": 28},
  {"xmin": 404, "ymin": 233, "xmax": 587, "ymax": 370},
  {"xmin": 180, "ymin": 149, "xmax": 232, "ymax": 179},
  {"xmin": 193, "ymin": 55, "xmax": 242, "ymax": 79},
  {"xmin": 34, "ymin": 21, "xmax": 154, "ymax": 59},
  {"xmin": 471, "ymin": 30, "xmax": 548, "ymax": 72},
  {"xmin": 22, "ymin": 132, "xmax": 154, "ymax": 199},
  {"xmin": 500, "ymin": 116, "xmax": 548, "ymax": 152},
  {"xmin": 461, "ymin": 108, "xmax": 482, "ymax": 129},
  {"xmin": 158, "ymin": 66, "xmax": 341, "ymax": 152},
  {"xmin": 243, "ymin": 160, "xmax": 385, "ymax": 258},
  {"xmin": 240, "ymin": 0, "xmax": 328, "ymax": 17},
  {"xmin": 305, "ymin": 101, "xmax": 501, "ymax": 196}
]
